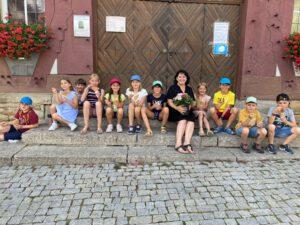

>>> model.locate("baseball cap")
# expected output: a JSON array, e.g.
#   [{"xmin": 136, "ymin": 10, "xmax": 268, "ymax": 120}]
[
  {"xmin": 219, "ymin": 77, "xmax": 231, "ymax": 85},
  {"xmin": 152, "ymin": 80, "xmax": 163, "ymax": 88},
  {"xmin": 246, "ymin": 96, "xmax": 257, "ymax": 104},
  {"xmin": 109, "ymin": 78, "xmax": 121, "ymax": 86},
  {"xmin": 20, "ymin": 96, "xmax": 33, "ymax": 105},
  {"xmin": 130, "ymin": 74, "xmax": 141, "ymax": 81}
]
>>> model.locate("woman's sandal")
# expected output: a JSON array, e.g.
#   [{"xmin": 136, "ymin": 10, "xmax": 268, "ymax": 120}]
[
  {"xmin": 145, "ymin": 129, "xmax": 153, "ymax": 136},
  {"xmin": 175, "ymin": 145, "xmax": 188, "ymax": 154},
  {"xmin": 80, "ymin": 126, "xmax": 89, "ymax": 134},
  {"xmin": 183, "ymin": 144, "xmax": 194, "ymax": 154},
  {"xmin": 160, "ymin": 126, "xmax": 167, "ymax": 134}
]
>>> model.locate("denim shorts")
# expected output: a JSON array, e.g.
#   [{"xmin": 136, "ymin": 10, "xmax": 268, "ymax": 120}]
[
  {"xmin": 274, "ymin": 126, "xmax": 292, "ymax": 138},
  {"xmin": 236, "ymin": 127, "xmax": 258, "ymax": 138}
]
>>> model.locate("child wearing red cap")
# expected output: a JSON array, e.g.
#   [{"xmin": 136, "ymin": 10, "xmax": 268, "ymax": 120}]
[
  {"xmin": 0, "ymin": 96, "xmax": 39, "ymax": 142},
  {"xmin": 104, "ymin": 78, "xmax": 126, "ymax": 133}
]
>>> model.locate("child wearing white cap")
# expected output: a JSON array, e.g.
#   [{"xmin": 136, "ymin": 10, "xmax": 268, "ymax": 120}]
[{"xmin": 235, "ymin": 96, "xmax": 267, "ymax": 154}]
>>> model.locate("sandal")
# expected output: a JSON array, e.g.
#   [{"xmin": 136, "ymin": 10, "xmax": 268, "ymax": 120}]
[
  {"xmin": 183, "ymin": 144, "xmax": 194, "ymax": 154},
  {"xmin": 199, "ymin": 131, "xmax": 205, "ymax": 137},
  {"xmin": 80, "ymin": 126, "xmax": 89, "ymax": 134},
  {"xmin": 160, "ymin": 126, "xmax": 167, "ymax": 134},
  {"xmin": 97, "ymin": 128, "xmax": 103, "ymax": 134},
  {"xmin": 145, "ymin": 129, "xmax": 153, "ymax": 136},
  {"xmin": 206, "ymin": 130, "xmax": 214, "ymax": 137},
  {"xmin": 175, "ymin": 145, "xmax": 188, "ymax": 154}
]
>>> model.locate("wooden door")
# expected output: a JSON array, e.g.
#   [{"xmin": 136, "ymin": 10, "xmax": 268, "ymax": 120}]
[{"xmin": 201, "ymin": 4, "xmax": 240, "ymax": 95}]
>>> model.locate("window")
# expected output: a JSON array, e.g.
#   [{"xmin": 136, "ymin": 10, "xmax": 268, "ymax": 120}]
[
  {"xmin": 8, "ymin": 0, "xmax": 45, "ymax": 24},
  {"xmin": 292, "ymin": 0, "xmax": 300, "ymax": 32}
]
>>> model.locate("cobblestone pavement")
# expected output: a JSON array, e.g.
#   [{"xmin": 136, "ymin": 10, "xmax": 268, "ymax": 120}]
[{"xmin": 0, "ymin": 160, "xmax": 300, "ymax": 225}]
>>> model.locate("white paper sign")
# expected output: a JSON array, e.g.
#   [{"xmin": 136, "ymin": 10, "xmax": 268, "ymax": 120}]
[
  {"xmin": 73, "ymin": 15, "xmax": 90, "ymax": 37},
  {"xmin": 106, "ymin": 16, "xmax": 126, "ymax": 33},
  {"xmin": 213, "ymin": 22, "xmax": 230, "ymax": 44}
]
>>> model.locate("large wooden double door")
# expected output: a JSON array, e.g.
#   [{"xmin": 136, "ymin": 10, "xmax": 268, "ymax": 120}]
[{"xmin": 97, "ymin": 0, "xmax": 240, "ymax": 94}]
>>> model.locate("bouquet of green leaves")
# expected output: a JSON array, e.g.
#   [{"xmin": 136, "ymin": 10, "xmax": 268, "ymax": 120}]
[{"xmin": 173, "ymin": 93, "xmax": 194, "ymax": 106}]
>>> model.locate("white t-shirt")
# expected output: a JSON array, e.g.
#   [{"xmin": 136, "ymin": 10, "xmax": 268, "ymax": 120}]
[{"xmin": 125, "ymin": 88, "xmax": 148, "ymax": 102}]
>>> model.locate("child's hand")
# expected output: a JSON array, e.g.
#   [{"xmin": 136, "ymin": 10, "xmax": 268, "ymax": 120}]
[
  {"xmin": 257, "ymin": 121, "xmax": 264, "ymax": 128},
  {"xmin": 95, "ymin": 90, "xmax": 100, "ymax": 98},
  {"xmin": 14, "ymin": 124, "xmax": 23, "ymax": 130},
  {"xmin": 280, "ymin": 115, "xmax": 288, "ymax": 124},
  {"xmin": 154, "ymin": 103, "xmax": 162, "ymax": 110},
  {"xmin": 51, "ymin": 88, "xmax": 57, "ymax": 94},
  {"xmin": 106, "ymin": 100, "xmax": 112, "ymax": 107}
]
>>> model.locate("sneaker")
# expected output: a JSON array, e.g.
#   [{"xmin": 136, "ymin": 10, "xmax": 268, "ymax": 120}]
[
  {"xmin": 240, "ymin": 143, "xmax": 250, "ymax": 154},
  {"xmin": 266, "ymin": 144, "xmax": 277, "ymax": 154},
  {"xmin": 128, "ymin": 126, "xmax": 135, "ymax": 135},
  {"xmin": 8, "ymin": 139, "xmax": 19, "ymax": 143},
  {"xmin": 68, "ymin": 123, "xmax": 78, "ymax": 131},
  {"xmin": 224, "ymin": 127, "xmax": 235, "ymax": 135},
  {"xmin": 135, "ymin": 125, "xmax": 141, "ymax": 133},
  {"xmin": 213, "ymin": 126, "xmax": 223, "ymax": 134},
  {"xmin": 116, "ymin": 124, "xmax": 123, "ymax": 133},
  {"xmin": 48, "ymin": 122, "xmax": 58, "ymax": 131},
  {"xmin": 252, "ymin": 143, "xmax": 264, "ymax": 154},
  {"xmin": 279, "ymin": 144, "xmax": 294, "ymax": 155},
  {"xmin": 106, "ymin": 124, "xmax": 113, "ymax": 133}
]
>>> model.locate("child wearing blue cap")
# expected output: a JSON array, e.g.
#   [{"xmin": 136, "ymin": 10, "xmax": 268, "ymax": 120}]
[
  {"xmin": 0, "ymin": 96, "xmax": 39, "ymax": 142},
  {"xmin": 126, "ymin": 74, "xmax": 148, "ymax": 134},
  {"xmin": 209, "ymin": 77, "xmax": 238, "ymax": 135}
]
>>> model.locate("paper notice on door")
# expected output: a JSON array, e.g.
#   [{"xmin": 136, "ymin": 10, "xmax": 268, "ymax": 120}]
[
  {"xmin": 106, "ymin": 16, "xmax": 126, "ymax": 33},
  {"xmin": 213, "ymin": 22, "xmax": 230, "ymax": 44}
]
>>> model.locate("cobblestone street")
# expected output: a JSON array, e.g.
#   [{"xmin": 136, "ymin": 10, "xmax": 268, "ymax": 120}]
[{"xmin": 0, "ymin": 160, "xmax": 300, "ymax": 225}]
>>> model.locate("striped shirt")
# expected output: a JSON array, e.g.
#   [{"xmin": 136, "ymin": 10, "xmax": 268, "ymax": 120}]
[{"xmin": 86, "ymin": 88, "xmax": 102, "ymax": 107}]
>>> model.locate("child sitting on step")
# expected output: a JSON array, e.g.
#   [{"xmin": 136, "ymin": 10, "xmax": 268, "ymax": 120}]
[
  {"xmin": 193, "ymin": 82, "xmax": 213, "ymax": 137},
  {"xmin": 209, "ymin": 77, "xmax": 238, "ymax": 135},
  {"xmin": 105, "ymin": 78, "xmax": 126, "ymax": 133},
  {"xmin": 75, "ymin": 78, "xmax": 87, "ymax": 115},
  {"xmin": 49, "ymin": 79, "xmax": 79, "ymax": 131},
  {"xmin": 266, "ymin": 93, "xmax": 300, "ymax": 154},
  {"xmin": 235, "ymin": 96, "xmax": 267, "ymax": 154},
  {"xmin": 0, "ymin": 96, "xmax": 39, "ymax": 142},
  {"xmin": 141, "ymin": 80, "xmax": 169, "ymax": 135},
  {"xmin": 80, "ymin": 73, "xmax": 105, "ymax": 134},
  {"xmin": 126, "ymin": 74, "xmax": 148, "ymax": 134}
]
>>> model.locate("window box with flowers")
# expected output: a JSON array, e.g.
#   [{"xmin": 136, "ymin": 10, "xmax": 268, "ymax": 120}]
[
  {"xmin": 283, "ymin": 32, "xmax": 300, "ymax": 77},
  {"xmin": 0, "ymin": 15, "xmax": 51, "ymax": 75}
]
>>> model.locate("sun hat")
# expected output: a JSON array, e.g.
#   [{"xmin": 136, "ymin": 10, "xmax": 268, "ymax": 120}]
[
  {"xmin": 20, "ymin": 96, "xmax": 33, "ymax": 105},
  {"xmin": 130, "ymin": 74, "xmax": 141, "ymax": 81},
  {"xmin": 109, "ymin": 78, "xmax": 121, "ymax": 86},
  {"xmin": 152, "ymin": 80, "xmax": 163, "ymax": 88},
  {"xmin": 219, "ymin": 77, "xmax": 231, "ymax": 85},
  {"xmin": 246, "ymin": 96, "xmax": 257, "ymax": 104}
]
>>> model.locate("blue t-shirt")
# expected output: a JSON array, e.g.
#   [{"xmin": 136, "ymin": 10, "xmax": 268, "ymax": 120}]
[{"xmin": 267, "ymin": 106, "xmax": 295, "ymax": 127}]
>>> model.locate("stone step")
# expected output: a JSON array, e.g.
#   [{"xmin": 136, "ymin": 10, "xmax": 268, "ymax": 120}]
[{"xmin": 22, "ymin": 125, "xmax": 300, "ymax": 148}]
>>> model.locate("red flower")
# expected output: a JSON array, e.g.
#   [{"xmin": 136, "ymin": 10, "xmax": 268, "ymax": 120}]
[{"xmin": 16, "ymin": 35, "xmax": 23, "ymax": 41}]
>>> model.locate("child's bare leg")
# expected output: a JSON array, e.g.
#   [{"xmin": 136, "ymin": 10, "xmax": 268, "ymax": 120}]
[
  {"xmin": 50, "ymin": 104, "xmax": 56, "ymax": 114},
  {"xmin": 128, "ymin": 103, "xmax": 135, "ymax": 126},
  {"xmin": 117, "ymin": 108, "xmax": 123, "ymax": 124},
  {"xmin": 0, "ymin": 124, "xmax": 10, "ymax": 133},
  {"xmin": 198, "ymin": 111, "xmax": 205, "ymax": 134},
  {"xmin": 52, "ymin": 113, "xmax": 70, "ymax": 125},
  {"xmin": 240, "ymin": 127, "xmax": 249, "ymax": 144},
  {"xmin": 0, "ymin": 134, "xmax": 4, "ymax": 141},
  {"xmin": 203, "ymin": 115, "xmax": 211, "ymax": 132},
  {"xmin": 209, "ymin": 107, "xmax": 222, "ymax": 126},
  {"xmin": 141, "ymin": 107, "xmax": 152, "ymax": 132},
  {"xmin": 81, "ymin": 101, "xmax": 91, "ymax": 133},
  {"xmin": 283, "ymin": 127, "xmax": 300, "ymax": 145},
  {"xmin": 160, "ymin": 107, "xmax": 169, "ymax": 127},
  {"xmin": 95, "ymin": 102, "xmax": 103, "ymax": 133},
  {"xmin": 256, "ymin": 128, "xmax": 267, "ymax": 144},
  {"xmin": 226, "ymin": 107, "xmax": 238, "ymax": 128},
  {"xmin": 134, "ymin": 106, "xmax": 142, "ymax": 125},
  {"xmin": 106, "ymin": 107, "xmax": 113, "ymax": 125},
  {"xmin": 268, "ymin": 124, "xmax": 276, "ymax": 144}
]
